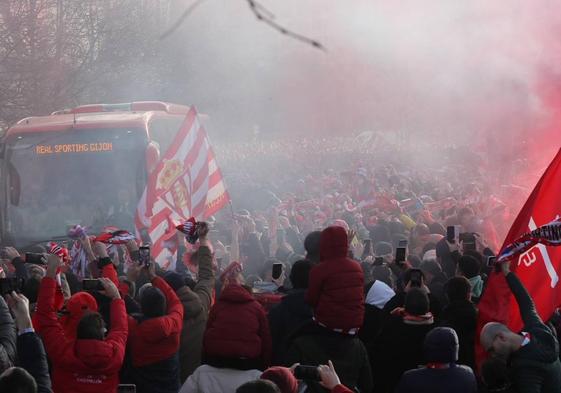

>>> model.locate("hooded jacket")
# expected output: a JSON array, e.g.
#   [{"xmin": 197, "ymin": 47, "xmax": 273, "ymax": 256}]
[
  {"xmin": 268, "ymin": 289, "xmax": 313, "ymax": 364},
  {"xmin": 124, "ymin": 276, "xmax": 184, "ymax": 393},
  {"xmin": 60, "ymin": 291, "xmax": 99, "ymax": 340},
  {"xmin": 176, "ymin": 245, "xmax": 215, "ymax": 381},
  {"xmin": 395, "ymin": 327, "xmax": 477, "ymax": 393},
  {"xmin": 36, "ymin": 277, "xmax": 128, "ymax": 393},
  {"xmin": 306, "ymin": 226, "xmax": 364, "ymax": 332},
  {"xmin": 203, "ymin": 284, "xmax": 272, "ymax": 369}
]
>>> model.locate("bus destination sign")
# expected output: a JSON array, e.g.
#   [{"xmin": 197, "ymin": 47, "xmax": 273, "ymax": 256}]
[{"xmin": 35, "ymin": 143, "xmax": 113, "ymax": 155}]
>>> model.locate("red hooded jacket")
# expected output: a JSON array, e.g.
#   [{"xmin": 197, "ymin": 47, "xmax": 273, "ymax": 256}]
[
  {"xmin": 36, "ymin": 277, "xmax": 128, "ymax": 393},
  {"xmin": 306, "ymin": 226, "xmax": 364, "ymax": 332},
  {"xmin": 128, "ymin": 276, "xmax": 184, "ymax": 366},
  {"xmin": 203, "ymin": 284, "xmax": 272, "ymax": 367}
]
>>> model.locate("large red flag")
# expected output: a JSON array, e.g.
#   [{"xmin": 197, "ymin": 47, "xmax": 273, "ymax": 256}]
[{"xmin": 477, "ymin": 148, "xmax": 561, "ymax": 364}]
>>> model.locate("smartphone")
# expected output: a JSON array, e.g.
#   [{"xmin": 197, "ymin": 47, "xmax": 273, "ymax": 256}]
[
  {"xmin": 460, "ymin": 233, "xmax": 476, "ymax": 251},
  {"xmin": 139, "ymin": 246, "xmax": 151, "ymax": 267},
  {"xmin": 446, "ymin": 226, "xmax": 456, "ymax": 243},
  {"xmin": 395, "ymin": 247, "xmax": 407, "ymax": 265},
  {"xmin": 486, "ymin": 256, "xmax": 497, "ymax": 267},
  {"xmin": 0, "ymin": 278, "xmax": 24, "ymax": 296},
  {"xmin": 363, "ymin": 239, "xmax": 372, "ymax": 253},
  {"xmin": 373, "ymin": 256, "xmax": 384, "ymax": 266},
  {"xmin": 409, "ymin": 268, "xmax": 423, "ymax": 287},
  {"xmin": 25, "ymin": 252, "xmax": 45, "ymax": 265},
  {"xmin": 117, "ymin": 385, "xmax": 137, "ymax": 393},
  {"xmin": 272, "ymin": 263, "xmax": 283, "ymax": 280},
  {"xmin": 294, "ymin": 365, "xmax": 321, "ymax": 381},
  {"xmin": 82, "ymin": 279, "xmax": 104, "ymax": 291}
]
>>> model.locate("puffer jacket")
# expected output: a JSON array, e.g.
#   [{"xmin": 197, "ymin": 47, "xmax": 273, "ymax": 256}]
[
  {"xmin": 36, "ymin": 277, "xmax": 128, "ymax": 393},
  {"xmin": 306, "ymin": 226, "xmax": 364, "ymax": 332},
  {"xmin": 178, "ymin": 245, "xmax": 215, "ymax": 381},
  {"xmin": 124, "ymin": 276, "xmax": 184, "ymax": 393},
  {"xmin": 203, "ymin": 284, "xmax": 272, "ymax": 369},
  {"xmin": 0, "ymin": 296, "xmax": 16, "ymax": 374}
]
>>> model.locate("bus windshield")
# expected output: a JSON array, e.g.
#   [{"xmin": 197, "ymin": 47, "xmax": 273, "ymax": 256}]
[{"xmin": 5, "ymin": 128, "xmax": 147, "ymax": 246}]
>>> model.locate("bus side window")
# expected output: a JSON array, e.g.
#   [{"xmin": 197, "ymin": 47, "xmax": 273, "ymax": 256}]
[{"xmin": 8, "ymin": 162, "xmax": 20, "ymax": 206}]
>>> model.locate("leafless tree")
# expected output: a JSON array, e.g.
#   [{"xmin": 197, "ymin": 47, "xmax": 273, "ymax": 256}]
[{"xmin": 0, "ymin": 0, "xmax": 168, "ymax": 128}]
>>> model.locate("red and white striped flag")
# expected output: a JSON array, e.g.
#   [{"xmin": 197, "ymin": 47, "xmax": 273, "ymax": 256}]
[{"xmin": 135, "ymin": 107, "xmax": 229, "ymax": 269}]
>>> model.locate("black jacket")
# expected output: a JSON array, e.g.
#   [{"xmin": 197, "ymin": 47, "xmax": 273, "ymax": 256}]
[
  {"xmin": 0, "ymin": 297, "xmax": 16, "ymax": 374},
  {"xmin": 506, "ymin": 272, "xmax": 561, "ymax": 393},
  {"xmin": 396, "ymin": 364, "xmax": 477, "ymax": 393},
  {"xmin": 285, "ymin": 322, "xmax": 372, "ymax": 393},
  {"xmin": 440, "ymin": 300, "xmax": 477, "ymax": 370},
  {"xmin": 370, "ymin": 315, "xmax": 434, "ymax": 393},
  {"xmin": 268, "ymin": 289, "xmax": 313, "ymax": 365},
  {"xmin": 396, "ymin": 326, "xmax": 477, "ymax": 393},
  {"xmin": 17, "ymin": 331, "xmax": 53, "ymax": 393},
  {"xmin": 122, "ymin": 353, "xmax": 180, "ymax": 393}
]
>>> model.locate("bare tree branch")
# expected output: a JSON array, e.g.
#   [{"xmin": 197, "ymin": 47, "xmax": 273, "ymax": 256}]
[
  {"xmin": 246, "ymin": 0, "xmax": 325, "ymax": 51},
  {"xmin": 159, "ymin": 0, "xmax": 207, "ymax": 40}
]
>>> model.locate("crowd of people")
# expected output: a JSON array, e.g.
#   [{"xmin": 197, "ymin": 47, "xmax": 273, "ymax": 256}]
[{"xmin": 0, "ymin": 136, "xmax": 559, "ymax": 393}]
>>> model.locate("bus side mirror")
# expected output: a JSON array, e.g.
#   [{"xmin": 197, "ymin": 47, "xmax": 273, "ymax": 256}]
[{"xmin": 8, "ymin": 162, "xmax": 20, "ymax": 206}]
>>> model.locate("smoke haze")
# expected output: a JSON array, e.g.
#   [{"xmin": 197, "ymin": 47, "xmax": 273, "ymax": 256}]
[{"xmin": 154, "ymin": 0, "xmax": 559, "ymax": 164}]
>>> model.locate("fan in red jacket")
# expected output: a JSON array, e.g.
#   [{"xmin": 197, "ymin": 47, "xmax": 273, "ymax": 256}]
[
  {"xmin": 305, "ymin": 226, "xmax": 364, "ymax": 333},
  {"xmin": 122, "ymin": 261, "xmax": 184, "ymax": 393},
  {"xmin": 203, "ymin": 262, "xmax": 272, "ymax": 370},
  {"xmin": 35, "ymin": 255, "xmax": 128, "ymax": 393}
]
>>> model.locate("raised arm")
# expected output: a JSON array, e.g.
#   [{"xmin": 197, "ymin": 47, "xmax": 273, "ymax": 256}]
[
  {"xmin": 502, "ymin": 262, "xmax": 543, "ymax": 328},
  {"xmin": 195, "ymin": 226, "xmax": 215, "ymax": 310},
  {"xmin": 35, "ymin": 255, "xmax": 72, "ymax": 363},
  {"xmin": 7, "ymin": 292, "xmax": 52, "ymax": 393}
]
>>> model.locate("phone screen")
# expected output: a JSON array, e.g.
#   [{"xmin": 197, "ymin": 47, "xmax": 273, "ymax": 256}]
[
  {"xmin": 82, "ymin": 279, "xmax": 103, "ymax": 291},
  {"xmin": 409, "ymin": 270, "xmax": 422, "ymax": 287},
  {"xmin": 139, "ymin": 246, "xmax": 151, "ymax": 266},
  {"xmin": 0, "ymin": 278, "xmax": 24, "ymax": 296},
  {"xmin": 446, "ymin": 226, "xmax": 455, "ymax": 243},
  {"xmin": 395, "ymin": 247, "xmax": 406, "ymax": 264},
  {"xmin": 486, "ymin": 256, "xmax": 497, "ymax": 267},
  {"xmin": 272, "ymin": 263, "xmax": 283, "ymax": 280}
]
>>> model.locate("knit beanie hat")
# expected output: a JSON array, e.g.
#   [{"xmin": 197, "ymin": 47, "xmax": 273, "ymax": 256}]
[
  {"xmin": 261, "ymin": 367, "xmax": 298, "ymax": 393},
  {"xmin": 164, "ymin": 271, "xmax": 185, "ymax": 292},
  {"xmin": 374, "ymin": 241, "xmax": 393, "ymax": 257}
]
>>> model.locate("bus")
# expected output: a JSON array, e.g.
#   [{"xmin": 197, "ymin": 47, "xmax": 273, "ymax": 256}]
[{"xmin": 0, "ymin": 101, "xmax": 194, "ymax": 248}]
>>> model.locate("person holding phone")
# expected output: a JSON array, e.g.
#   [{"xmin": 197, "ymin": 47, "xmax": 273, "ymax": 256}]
[
  {"xmin": 121, "ymin": 259, "xmax": 184, "ymax": 393},
  {"xmin": 35, "ymin": 254, "xmax": 127, "ymax": 393},
  {"xmin": 163, "ymin": 222, "xmax": 216, "ymax": 382}
]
